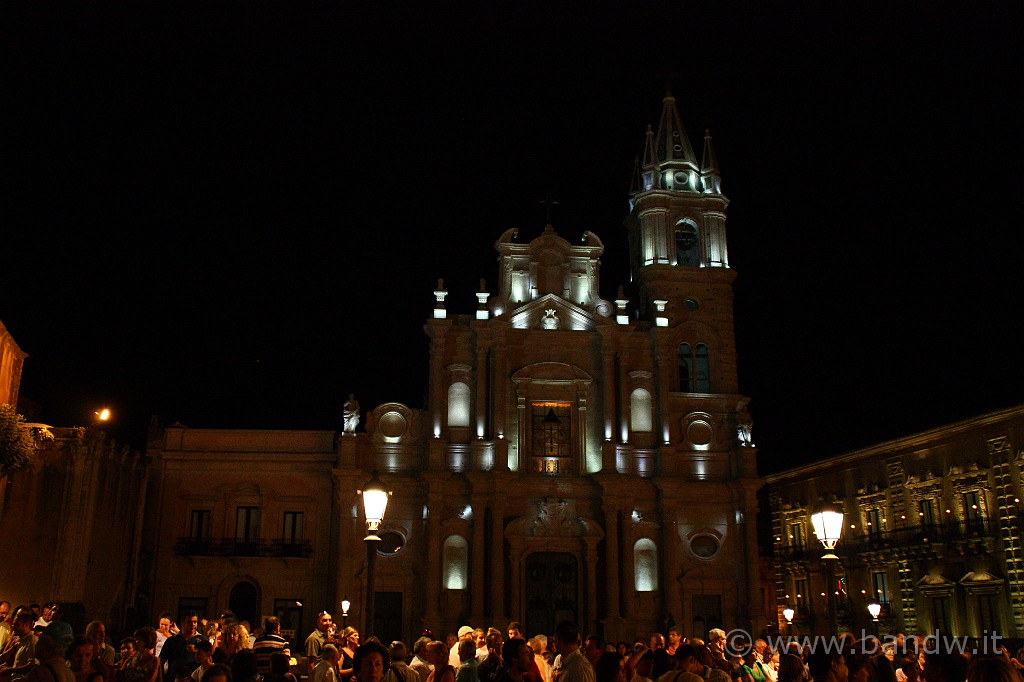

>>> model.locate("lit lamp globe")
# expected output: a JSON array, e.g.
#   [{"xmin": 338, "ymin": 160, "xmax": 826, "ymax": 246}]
[
  {"xmin": 783, "ymin": 607, "xmax": 795, "ymax": 624},
  {"xmin": 868, "ymin": 602, "xmax": 881, "ymax": 622},
  {"xmin": 811, "ymin": 509, "xmax": 845, "ymax": 559},
  {"xmin": 359, "ymin": 470, "xmax": 391, "ymax": 541},
  {"xmin": 341, "ymin": 597, "xmax": 351, "ymax": 617}
]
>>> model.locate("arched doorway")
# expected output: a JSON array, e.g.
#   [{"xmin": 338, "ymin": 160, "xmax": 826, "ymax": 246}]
[
  {"xmin": 229, "ymin": 580, "xmax": 259, "ymax": 627},
  {"xmin": 524, "ymin": 552, "xmax": 577, "ymax": 637}
]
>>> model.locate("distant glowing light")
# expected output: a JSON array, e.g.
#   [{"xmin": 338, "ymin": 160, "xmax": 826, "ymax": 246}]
[{"xmin": 95, "ymin": 408, "xmax": 111, "ymax": 421}]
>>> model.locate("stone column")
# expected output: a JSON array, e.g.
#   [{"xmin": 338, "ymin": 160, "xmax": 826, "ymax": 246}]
[
  {"xmin": 604, "ymin": 502, "xmax": 622, "ymax": 620},
  {"xmin": 471, "ymin": 495, "xmax": 487, "ymax": 623},
  {"xmin": 490, "ymin": 500, "xmax": 507, "ymax": 624},
  {"xmin": 585, "ymin": 538, "xmax": 600, "ymax": 633},
  {"xmin": 424, "ymin": 487, "xmax": 444, "ymax": 625}
]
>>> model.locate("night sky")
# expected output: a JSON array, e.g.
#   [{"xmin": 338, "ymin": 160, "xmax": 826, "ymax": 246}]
[{"xmin": 4, "ymin": 4, "xmax": 1022, "ymax": 475}]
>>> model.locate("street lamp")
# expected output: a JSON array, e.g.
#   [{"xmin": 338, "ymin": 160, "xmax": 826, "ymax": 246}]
[
  {"xmin": 341, "ymin": 597, "xmax": 351, "ymax": 628},
  {"xmin": 359, "ymin": 470, "xmax": 391, "ymax": 639},
  {"xmin": 811, "ymin": 507, "xmax": 845, "ymax": 634},
  {"xmin": 783, "ymin": 607, "xmax": 795, "ymax": 635}
]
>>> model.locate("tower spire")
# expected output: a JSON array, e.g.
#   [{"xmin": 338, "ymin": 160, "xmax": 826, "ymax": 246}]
[
  {"xmin": 653, "ymin": 91, "xmax": 698, "ymax": 170},
  {"xmin": 701, "ymin": 128, "xmax": 722, "ymax": 194}
]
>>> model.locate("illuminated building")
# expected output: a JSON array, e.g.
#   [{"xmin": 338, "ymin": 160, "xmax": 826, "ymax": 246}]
[{"xmin": 765, "ymin": 404, "xmax": 1024, "ymax": 636}]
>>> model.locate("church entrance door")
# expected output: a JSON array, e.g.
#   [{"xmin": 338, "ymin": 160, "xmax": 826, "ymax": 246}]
[
  {"xmin": 524, "ymin": 552, "xmax": 577, "ymax": 637},
  {"xmin": 229, "ymin": 580, "xmax": 259, "ymax": 628}
]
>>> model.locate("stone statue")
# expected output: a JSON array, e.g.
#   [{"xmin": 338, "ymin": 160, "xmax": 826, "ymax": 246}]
[
  {"xmin": 737, "ymin": 405, "xmax": 753, "ymax": 446},
  {"xmin": 343, "ymin": 394, "xmax": 360, "ymax": 435}
]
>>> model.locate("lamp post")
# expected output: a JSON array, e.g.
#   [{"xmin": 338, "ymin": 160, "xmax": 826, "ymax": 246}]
[
  {"xmin": 867, "ymin": 602, "xmax": 881, "ymax": 636},
  {"xmin": 360, "ymin": 470, "xmax": 391, "ymax": 639},
  {"xmin": 811, "ymin": 508, "xmax": 845, "ymax": 634},
  {"xmin": 341, "ymin": 597, "xmax": 351, "ymax": 629},
  {"xmin": 783, "ymin": 607, "xmax": 795, "ymax": 636}
]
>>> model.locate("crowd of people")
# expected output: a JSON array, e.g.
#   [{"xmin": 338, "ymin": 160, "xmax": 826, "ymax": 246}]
[{"xmin": 0, "ymin": 600, "xmax": 1021, "ymax": 682}]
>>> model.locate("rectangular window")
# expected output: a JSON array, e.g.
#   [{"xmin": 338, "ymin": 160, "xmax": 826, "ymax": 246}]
[
  {"xmin": 795, "ymin": 578, "xmax": 809, "ymax": 611},
  {"xmin": 531, "ymin": 402, "xmax": 571, "ymax": 474},
  {"xmin": 963, "ymin": 491, "xmax": 983, "ymax": 529},
  {"xmin": 283, "ymin": 511, "xmax": 304, "ymax": 544},
  {"xmin": 919, "ymin": 499, "xmax": 937, "ymax": 526},
  {"xmin": 236, "ymin": 506, "xmax": 260, "ymax": 543},
  {"xmin": 873, "ymin": 571, "xmax": 891, "ymax": 604},
  {"xmin": 789, "ymin": 522, "xmax": 804, "ymax": 549},
  {"xmin": 977, "ymin": 594, "xmax": 997, "ymax": 633},
  {"xmin": 932, "ymin": 597, "xmax": 951, "ymax": 633},
  {"xmin": 189, "ymin": 510, "xmax": 211, "ymax": 541},
  {"xmin": 274, "ymin": 599, "xmax": 304, "ymax": 651},
  {"xmin": 866, "ymin": 509, "xmax": 882, "ymax": 537}
]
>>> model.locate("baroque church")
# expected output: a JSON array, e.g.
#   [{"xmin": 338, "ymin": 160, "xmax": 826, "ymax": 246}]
[{"xmin": 0, "ymin": 94, "xmax": 764, "ymax": 646}]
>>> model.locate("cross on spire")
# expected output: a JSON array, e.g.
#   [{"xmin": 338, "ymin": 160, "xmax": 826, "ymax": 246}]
[{"xmin": 539, "ymin": 196, "xmax": 560, "ymax": 225}]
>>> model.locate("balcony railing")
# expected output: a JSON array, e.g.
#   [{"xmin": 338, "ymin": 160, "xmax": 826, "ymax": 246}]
[
  {"xmin": 173, "ymin": 538, "xmax": 313, "ymax": 558},
  {"xmin": 775, "ymin": 520, "xmax": 995, "ymax": 562}
]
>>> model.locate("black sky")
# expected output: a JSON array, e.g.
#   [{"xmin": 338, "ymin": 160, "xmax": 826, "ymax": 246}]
[{"xmin": 3, "ymin": 3, "xmax": 1022, "ymax": 474}]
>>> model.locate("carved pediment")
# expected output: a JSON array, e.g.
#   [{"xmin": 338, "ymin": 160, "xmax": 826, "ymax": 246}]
[
  {"xmin": 505, "ymin": 498, "xmax": 604, "ymax": 538},
  {"xmin": 511, "ymin": 362, "xmax": 593, "ymax": 385},
  {"xmin": 508, "ymin": 294, "xmax": 613, "ymax": 331}
]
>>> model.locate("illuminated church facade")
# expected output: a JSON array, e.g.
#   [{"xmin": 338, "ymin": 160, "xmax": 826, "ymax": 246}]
[{"xmin": 138, "ymin": 94, "xmax": 765, "ymax": 646}]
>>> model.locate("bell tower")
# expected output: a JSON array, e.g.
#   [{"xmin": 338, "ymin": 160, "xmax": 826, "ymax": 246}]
[{"xmin": 625, "ymin": 90, "xmax": 738, "ymax": 394}]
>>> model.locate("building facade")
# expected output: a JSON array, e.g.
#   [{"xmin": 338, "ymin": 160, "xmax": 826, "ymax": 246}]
[
  {"xmin": 144, "ymin": 93, "xmax": 763, "ymax": 647},
  {"xmin": 765, "ymin": 404, "xmax": 1024, "ymax": 638}
]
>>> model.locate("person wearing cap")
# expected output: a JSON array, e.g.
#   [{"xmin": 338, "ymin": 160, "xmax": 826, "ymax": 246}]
[{"xmin": 449, "ymin": 628, "xmax": 474, "ymax": 669}]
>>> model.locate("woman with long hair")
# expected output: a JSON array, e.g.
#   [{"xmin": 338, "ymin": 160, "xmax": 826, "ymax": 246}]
[
  {"xmin": 121, "ymin": 627, "xmax": 160, "ymax": 682},
  {"xmin": 338, "ymin": 629, "xmax": 360, "ymax": 682},
  {"xmin": 424, "ymin": 642, "xmax": 455, "ymax": 682},
  {"xmin": 214, "ymin": 625, "xmax": 249, "ymax": 666},
  {"xmin": 66, "ymin": 636, "xmax": 103, "ymax": 682}
]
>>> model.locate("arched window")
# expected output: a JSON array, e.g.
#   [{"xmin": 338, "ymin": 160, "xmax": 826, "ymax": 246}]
[
  {"xmin": 443, "ymin": 535, "xmax": 468, "ymax": 589},
  {"xmin": 447, "ymin": 382, "xmax": 470, "ymax": 427},
  {"xmin": 695, "ymin": 344, "xmax": 710, "ymax": 392},
  {"xmin": 675, "ymin": 223, "xmax": 700, "ymax": 267},
  {"xmin": 634, "ymin": 538, "xmax": 658, "ymax": 592},
  {"xmin": 678, "ymin": 343, "xmax": 692, "ymax": 392},
  {"xmin": 630, "ymin": 389, "xmax": 653, "ymax": 432},
  {"xmin": 678, "ymin": 343, "xmax": 711, "ymax": 393}
]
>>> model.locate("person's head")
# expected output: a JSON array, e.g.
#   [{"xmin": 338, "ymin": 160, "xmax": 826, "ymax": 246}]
[
  {"xmin": 553, "ymin": 621, "xmax": 580, "ymax": 655},
  {"xmin": 674, "ymin": 645, "xmax": 701, "ymax": 674},
  {"xmin": 224, "ymin": 623, "xmax": 248, "ymax": 652},
  {"xmin": 635, "ymin": 650, "xmax": 655, "ymax": 678},
  {"xmin": 808, "ymin": 649, "xmax": 848, "ymax": 682},
  {"xmin": 181, "ymin": 612, "xmax": 200, "ymax": 638},
  {"xmin": 196, "ymin": 640, "xmax": 214, "ymax": 666},
  {"xmin": 321, "ymin": 644, "xmax": 341, "ymax": 664},
  {"xmin": 425, "ymin": 641, "xmax": 448, "ymax": 666},
  {"xmin": 413, "ymin": 637, "xmax": 432, "ymax": 659},
  {"xmin": 707, "ymin": 630, "xmax": 726, "ymax": 656},
  {"xmin": 898, "ymin": 653, "xmax": 920, "ymax": 682},
  {"xmin": 446, "ymin": 634, "xmax": 458, "ymax": 649},
  {"xmin": 486, "ymin": 630, "xmax": 504, "ymax": 656},
  {"xmin": 459, "ymin": 638, "xmax": 476, "ymax": 662},
  {"xmin": 158, "ymin": 612, "xmax": 173, "ymax": 634},
  {"xmin": 458, "ymin": 626, "xmax": 474, "ymax": 642},
  {"xmin": 353, "ymin": 640, "xmax": 391, "ymax": 682},
  {"xmin": 263, "ymin": 617, "xmax": 280, "ymax": 635},
  {"xmin": 388, "ymin": 641, "xmax": 408, "ymax": 664},
  {"xmin": 316, "ymin": 611, "xmax": 333, "ymax": 634},
  {"xmin": 119, "ymin": 637, "xmax": 137, "ymax": 659},
  {"xmin": 36, "ymin": 634, "xmax": 64, "ymax": 663},
  {"xmin": 341, "ymin": 627, "xmax": 360, "ymax": 649},
  {"xmin": 474, "ymin": 629, "xmax": 487, "ymax": 650},
  {"xmin": 41, "ymin": 601, "xmax": 58, "ymax": 622},
  {"xmin": 502, "ymin": 639, "xmax": 531, "ymax": 672},
  {"xmin": 667, "ymin": 629, "xmax": 681, "ymax": 646},
  {"xmin": 585, "ymin": 635, "xmax": 605, "ymax": 664},
  {"xmin": 595, "ymin": 651, "xmax": 626, "ymax": 682},
  {"xmin": 0, "ymin": 602, "xmax": 10, "ymax": 622},
  {"xmin": 754, "ymin": 640, "xmax": 766, "ymax": 656},
  {"xmin": 135, "ymin": 626, "xmax": 158, "ymax": 653},
  {"xmin": 66, "ymin": 635, "xmax": 94, "ymax": 671},
  {"xmin": 13, "ymin": 610, "xmax": 36, "ymax": 637},
  {"xmin": 923, "ymin": 648, "xmax": 968, "ymax": 682},
  {"xmin": 650, "ymin": 633, "xmax": 666, "ymax": 650},
  {"xmin": 507, "ymin": 622, "xmax": 523, "ymax": 641},
  {"xmin": 231, "ymin": 648, "xmax": 260, "ymax": 682},
  {"xmin": 270, "ymin": 653, "xmax": 291, "ymax": 677},
  {"xmin": 85, "ymin": 621, "xmax": 107, "ymax": 648},
  {"xmin": 777, "ymin": 653, "xmax": 805, "ymax": 682},
  {"xmin": 967, "ymin": 655, "xmax": 1018, "ymax": 682},
  {"xmin": 201, "ymin": 663, "xmax": 233, "ymax": 682},
  {"xmin": 534, "ymin": 635, "xmax": 548, "ymax": 653}
]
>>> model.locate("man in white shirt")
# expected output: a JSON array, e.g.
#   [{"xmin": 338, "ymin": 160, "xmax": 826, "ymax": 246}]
[
  {"xmin": 551, "ymin": 621, "xmax": 594, "ymax": 682},
  {"xmin": 449, "ymin": 626, "xmax": 474, "ymax": 668}
]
